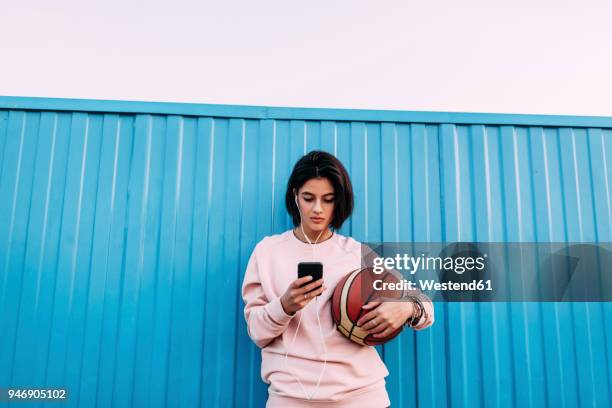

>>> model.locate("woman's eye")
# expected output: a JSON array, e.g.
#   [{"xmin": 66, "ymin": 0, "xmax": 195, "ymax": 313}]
[{"xmin": 301, "ymin": 197, "xmax": 333, "ymax": 203}]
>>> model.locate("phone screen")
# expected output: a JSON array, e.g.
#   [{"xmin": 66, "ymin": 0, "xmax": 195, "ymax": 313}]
[{"xmin": 298, "ymin": 262, "xmax": 323, "ymax": 295}]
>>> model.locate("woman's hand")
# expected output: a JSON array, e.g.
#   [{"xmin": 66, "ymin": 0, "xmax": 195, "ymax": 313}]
[
  {"xmin": 356, "ymin": 301, "xmax": 414, "ymax": 338},
  {"xmin": 280, "ymin": 276, "xmax": 326, "ymax": 315}
]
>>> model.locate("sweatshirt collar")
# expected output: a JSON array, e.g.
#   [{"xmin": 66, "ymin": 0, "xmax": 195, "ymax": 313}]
[{"xmin": 289, "ymin": 228, "xmax": 336, "ymax": 247}]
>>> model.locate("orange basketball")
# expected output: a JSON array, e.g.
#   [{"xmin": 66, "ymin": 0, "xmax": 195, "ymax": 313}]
[{"xmin": 331, "ymin": 267, "xmax": 404, "ymax": 346}]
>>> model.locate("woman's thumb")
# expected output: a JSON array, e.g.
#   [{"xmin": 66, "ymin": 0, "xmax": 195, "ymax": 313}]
[{"xmin": 362, "ymin": 301, "xmax": 381, "ymax": 310}]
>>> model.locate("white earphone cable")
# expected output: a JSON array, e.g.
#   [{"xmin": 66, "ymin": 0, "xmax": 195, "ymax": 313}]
[{"xmin": 282, "ymin": 194, "xmax": 328, "ymax": 400}]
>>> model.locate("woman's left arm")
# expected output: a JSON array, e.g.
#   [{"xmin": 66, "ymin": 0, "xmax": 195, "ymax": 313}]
[
  {"xmin": 357, "ymin": 295, "xmax": 435, "ymax": 338},
  {"xmin": 357, "ymin": 244, "xmax": 435, "ymax": 337}
]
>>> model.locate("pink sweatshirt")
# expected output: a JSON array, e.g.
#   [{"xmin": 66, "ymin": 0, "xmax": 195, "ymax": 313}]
[{"xmin": 241, "ymin": 230, "xmax": 434, "ymax": 407}]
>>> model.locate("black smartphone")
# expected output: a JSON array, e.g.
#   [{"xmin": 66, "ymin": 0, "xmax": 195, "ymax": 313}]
[{"xmin": 297, "ymin": 262, "xmax": 323, "ymax": 295}]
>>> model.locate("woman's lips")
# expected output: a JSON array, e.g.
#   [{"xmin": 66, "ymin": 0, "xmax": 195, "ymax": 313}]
[{"xmin": 310, "ymin": 217, "xmax": 325, "ymax": 223}]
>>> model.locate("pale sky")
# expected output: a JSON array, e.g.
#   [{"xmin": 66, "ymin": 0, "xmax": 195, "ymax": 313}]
[{"xmin": 2, "ymin": 0, "xmax": 612, "ymax": 116}]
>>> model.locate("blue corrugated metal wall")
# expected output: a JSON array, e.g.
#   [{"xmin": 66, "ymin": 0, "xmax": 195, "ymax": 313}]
[{"xmin": 0, "ymin": 96, "xmax": 611, "ymax": 408}]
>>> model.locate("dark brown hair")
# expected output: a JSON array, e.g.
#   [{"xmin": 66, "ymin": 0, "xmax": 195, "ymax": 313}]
[{"xmin": 285, "ymin": 151, "xmax": 354, "ymax": 229}]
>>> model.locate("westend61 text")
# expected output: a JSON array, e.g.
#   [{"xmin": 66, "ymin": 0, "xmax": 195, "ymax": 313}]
[{"xmin": 373, "ymin": 279, "xmax": 493, "ymax": 292}]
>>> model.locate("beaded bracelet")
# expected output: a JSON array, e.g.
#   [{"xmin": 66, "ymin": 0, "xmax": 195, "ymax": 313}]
[{"xmin": 406, "ymin": 294, "xmax": 426, "ymax": 328}]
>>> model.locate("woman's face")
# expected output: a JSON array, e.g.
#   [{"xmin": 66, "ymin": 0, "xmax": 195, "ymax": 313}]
[{"xmin": 295, "ymin": 177, "xmax": 335, "ymax": 234}]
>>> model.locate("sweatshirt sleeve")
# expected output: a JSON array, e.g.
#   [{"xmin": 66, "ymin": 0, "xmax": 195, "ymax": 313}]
[{"xmin": 241, "ymin": 244, "xmax": 295, "ymax": 348}]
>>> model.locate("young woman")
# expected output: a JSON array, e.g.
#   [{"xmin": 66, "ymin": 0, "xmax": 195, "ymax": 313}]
[{"xmin": 241, "ymin": 151, "xmax": 434, "ymax": 407}]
